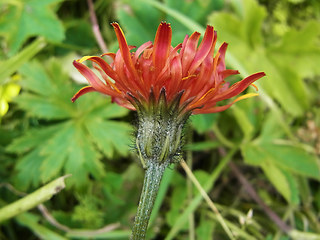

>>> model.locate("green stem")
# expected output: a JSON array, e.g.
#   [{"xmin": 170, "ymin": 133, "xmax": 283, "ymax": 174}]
[
  {"xmin": 131, "ymin": 161, "xmax": 168, "ymax": 240},
  {"xmin": 0, "ymin": 175, "xmax": 70, "ymax": 222}
]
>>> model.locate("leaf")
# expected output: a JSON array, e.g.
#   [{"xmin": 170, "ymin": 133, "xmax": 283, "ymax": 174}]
[
  {"xmin": 242, "ymin": 130, "xmax": 320, "ymax": 181},
  {"xmin": 115, "ymin": 0, "xmax": 161, "ymax": 46},
  {"xmin": 0, "ymin": 0, "xmax": 65, "ymax": 55},
  {"xmin": 7, "ymin": 125, "xmax": 61, "ymax": 153},
  {"xmin": 72, "ymin": 195, "xmax": 104, "ymax": 228},
  {"xmin": 258, "ymin": 109, "xmax": 286, "ymax": 140},
  {"xmin": 64, "ymin": 125, "xmax": 103, "ymax": 187},
  {"xmin": 165, "ymin": 171, "xmax": 188, "ymax": 229},
  {"xmin": 116, "ymin": 0, "xmax": 223, "ymax": 47},
  {"xmin": 242, "ymin": 142, "xmax": 303, "ymax": 204},
  {"xmin": 15, "ymin": 93, "xmax": 72, "ymax": 119},
  {"xmin": 40, "ymin": 122, "xmax": 74, "ymax": 182},
  {"xmin": 264, "ymin": 143, "xmax": 320, "ymax": 180},
  {"xmin": 208, "ymin": 0, "xmax": 317, "ymax": 116},
  {"xmin": 16, "ymin": 213, "xmax": 68, "ymax": 240},
  {"xmin": 241, "ymin": 142, "xmax": 264, "ymax": 166},
  {"xmin": 250, "ymin": 54, "xmax": 308, "ymax": 116},
  {"xmin": 261, "ymin": 161, "xmax": 299, "ymax": 204},
  {"xmin": 85, "ymin": 119, "xmax": 133, "ymax": 159},
  {"xmin": 19, "ymin": 60, "xmax": 57, "ymax": 95},
  {"xmin": 164, "ymin": 0, "xmax": 224, "ymax": 44},
  {"xmin": 232, "ymin": 105, "xmax": 255, "ymax": 141},
  {"xmin": 102, "ymin": 173, "xmax": 124, "ymax": 205},
  {"xmin": 268, "ymin": 20, "xmax": 320, "ymax": 78},
  {"xmin": 231, "ymin": 95, "xmax": 264, "ymax": 139},
  {"xmin": 63, "ymin": 20, "xmax": 96, "ymax": 49},
  {"xmin": 196, "ymin": 216, "xmax": 215, "ymax": 240},
  {"xmin": 185, "ymin": 141, "xmax": 220, "ymax": 151},
  {"xmin": 15, "ymin": 60, "xmax": 76, "ymax": 120},
  {"xmin": 86, "ymin": 101, "xmax": 130, "ymax": 119},
  {"xmin": 241, "ymin": 113, "xmax": 320, "ymax": 203},
  {"xmin": 0, "ymin": 38, "xmax": 46, "ymax": 85},
  {"xmin": 240, "ymin": 0, "xmax": 267, "ymax": 47},
  {"xmin": 165, "ymin": 0, "xmax": 224, "ymax": 26},
  {"xmin": 13, "ymin": 148, "xmax": 43, "ymax": 190},
  {"xmin": 192, "ymin": 170, "xmax": 210, "ymax": 196},
  {"xmin": 7, "ymin": 58, "xmax": 131, "ymax": 190},
  {"xmin": 190, "ymin": 113, "xmax": 218, "ymax": 134}
]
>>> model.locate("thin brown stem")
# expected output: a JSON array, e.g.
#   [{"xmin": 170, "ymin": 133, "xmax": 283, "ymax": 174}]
[
  {"xmin": 87, "ymin": 0, "xmax": 108, "ymax": 53},
  {"xmin": 37, "ymin": 204, "xmax": 71, "ymax": 231},
  {"xmin": 228, "ymin": 162, "xmax": 292, "ymax": 233}
]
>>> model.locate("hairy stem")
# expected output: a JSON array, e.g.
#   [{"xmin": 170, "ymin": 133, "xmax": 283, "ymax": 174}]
[{"xmin": 131, "ymin": 161, "xmax": 168, "ymax": 240}]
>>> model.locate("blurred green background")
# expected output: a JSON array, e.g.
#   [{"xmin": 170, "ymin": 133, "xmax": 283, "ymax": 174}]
[{"xmin": 0, "ymin": 0, "xmax": 319, "ymax": 239}]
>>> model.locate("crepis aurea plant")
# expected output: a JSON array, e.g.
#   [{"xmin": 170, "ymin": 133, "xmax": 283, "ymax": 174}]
[{"xmin": 72, "ymin": 22, "xmax": 265, "ymax": 239}]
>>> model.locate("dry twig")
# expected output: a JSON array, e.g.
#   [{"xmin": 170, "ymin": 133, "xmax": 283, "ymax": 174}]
[{"xmin": 87, "ymin": 0, "xmax": 108, "ymax": 53}]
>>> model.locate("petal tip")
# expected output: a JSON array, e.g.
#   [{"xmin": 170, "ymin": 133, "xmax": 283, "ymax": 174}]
[
  {"xmin": 205, "ymin": 25, "xmax": 214, "ymax": 32},
  {"xmin": 160, "ymin": 21, "xmax": 171, "ymax": 27},
  {"xmin": 71, "ymin": 86, "xmax": 96, "ymax": 102},
  {"xmin": 111, "ymin": 22, "xmax": 120, "ymax": 28},
  {"xmin": 73, "ymin": 60, "xmax": 80, "ymax": 67}
]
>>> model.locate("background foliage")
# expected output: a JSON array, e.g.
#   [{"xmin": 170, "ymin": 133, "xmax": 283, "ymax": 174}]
[{"xmin": 0, "ymin": 0, "xmax": 319, "ymax": 239}]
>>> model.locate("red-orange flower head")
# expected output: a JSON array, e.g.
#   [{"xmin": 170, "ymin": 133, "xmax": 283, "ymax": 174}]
[
  {"xmin": 72, "ymin": 22, "xmax": 265, "ymax": 165},
  {"xmin": 72, "ymin": 22, "xmax": 265, "ymax": 117}
]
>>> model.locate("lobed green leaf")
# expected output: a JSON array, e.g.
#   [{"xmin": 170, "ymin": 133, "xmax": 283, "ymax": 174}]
[{"xmin": 0, "ymin": 0, "xmax": 65, "ymax": 55}]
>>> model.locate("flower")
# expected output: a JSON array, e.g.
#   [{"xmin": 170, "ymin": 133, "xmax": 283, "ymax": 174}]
[
  {"xmin": 72, "ymin": 22, "xmax": 266, "ymax": 166},
  {"xmin": 72, "ymin": 22, "xmax": 265, "ymax": 116}
]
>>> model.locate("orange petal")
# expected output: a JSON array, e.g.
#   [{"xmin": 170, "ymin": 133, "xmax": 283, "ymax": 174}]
[
  {"xmin": 212, "ymin": 72, "xmax": 266, "ymax": 102},
  {"xmin": 73, "ymin": 60, "xmax": 114, "ymax": 95},
  {"xmin": 193, "ymin": 103, "xmax": 232, "ymax": 114},
  {"xmin": 84, "ymin": 56, "xmax": 119, "ymax": 81},
  {"xmin": 153, "ymin": 22, "xmax": 172, "ymax": 75},
  {"xmin": 181, "ymin": 31, "xmax": 201, "ymax": 75},
  {"xmin": 251, "ymin": 83, "xmax": 259, "ymax": 91},
  {"xmin": 194, "ymin": 93, "xmax": 260, "ymax": 114},
  {"xmin": 167, "ymin": 56, "xmax": 182, "ymax": 97},
  {"xmin": 220, "ymin": 69, "xmax": 240, "ymax": 79},
  {"xmin": 232, "ymin": 93, "xmax": 259, "ymax": 103},
  {"xmin": 71, "ymin": 86, "xmax": 96, "ymax": 102},
  {"xmin": 112, "ymin": 23, "xmax": 138, "ymax": 79},
  {"xmin": 216, "ymin": 42, "xmax": 228, "ymax": 72},
  {"xmin": 188, "ymin": 25, "xmax": 215, "ymax": 74},
  {"xmin": 134, "ymin": 41, "xmax": 153, "ymax": 61},
  {"xmin": 101, "ymin": 52, "xmax": 116, "ymax": 60}
]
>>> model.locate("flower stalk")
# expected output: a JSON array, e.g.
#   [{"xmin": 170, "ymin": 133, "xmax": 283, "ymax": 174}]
[
  {"xmin": 130, "ymin": 88, "xmax": 188, "ymax": 239},
  {"xmin": 131, "ymin": 161, "xmax": 168, "ymax": 240}
]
